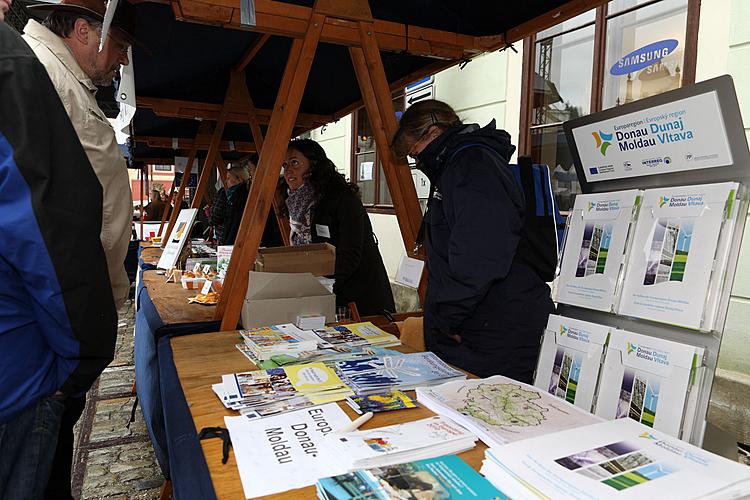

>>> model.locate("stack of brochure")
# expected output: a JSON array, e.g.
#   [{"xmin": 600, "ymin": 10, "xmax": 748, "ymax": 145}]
[
  {"xmin": 617, "ymin": 182, "xmax": 739, "ymax": 331},
  {"xmin": 334, "ymin": 352, "xmax": 465, "ymax": 395},
  {"xmin": 317, "ymin": 455, "xmax": 508, "ymax": 500},
  {"xmin": 239, "ymin": 323, "xmax": 318, "ymax": 361},
  {"xmin": 594, "ymin": 329, "xmax": 705, "ymax": 441},
  {"xmin": 345, "ymin": 391, "xmax": 417, "ymax": 414},
  {"xmin": 534, "ymin": 314, "xmax": 611, "ymax": 412},
  {"xmin": 556, "ymin": 189, "xmax": 642, "ymax": 312},
  {"xmin": 480, "ymin": 418, "xmax": 750, "ymax": 499},
  {"xmin": 215, "ymin": 362, "xmax": 353, "ymax": 418},
  {"xmin": 416, "ymin": 375, "xmax": 601, "ymax": 448},
  {"xmin": 314, "ymin": 322, "xmax": 401, "ymax": 348},
  {"xmin": 324, "ymin": 416, "xmax": 477, "ymax": 470}
]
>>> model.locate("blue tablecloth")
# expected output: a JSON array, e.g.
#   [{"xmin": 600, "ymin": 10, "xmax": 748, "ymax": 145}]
[{"xmin": 134, "ymin": 272, "xmax": 220, "ymax": 480}]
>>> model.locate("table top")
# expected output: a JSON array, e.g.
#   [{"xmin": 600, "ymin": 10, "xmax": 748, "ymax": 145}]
[
  {"xmin": 171, "ymin": 331, "xmax": 487, "ymax": 500},
  {"xmin": 142, "ymin": 270, "xmax": 218, "ymax": 325},
  {"xmin": 140, "ymin": 246, "xmax": 163, "ymax": 266}
]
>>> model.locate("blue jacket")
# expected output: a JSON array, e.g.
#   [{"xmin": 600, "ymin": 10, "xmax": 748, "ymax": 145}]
[{"xmin": 0, "ymin": 24, "xmax": 117, "ymax": 422}]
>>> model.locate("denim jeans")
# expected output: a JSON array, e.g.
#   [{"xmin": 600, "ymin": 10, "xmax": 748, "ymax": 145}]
[{"xmin": 0, "ymin": 395, "xmax": 65, "ymax": 500}]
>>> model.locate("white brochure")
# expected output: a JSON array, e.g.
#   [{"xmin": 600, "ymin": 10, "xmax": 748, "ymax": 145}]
[
  {"xmin": 481, "ymin": 418, "xmax": 750, "ymax": 500},
  {"xmin": 556, "ymin": 190, "xmax": 642, "ymax": 311},
  {"xmin": 534, "ymin": 315, "xmax": 611, "ymax": 413},
  {"xmin": 594, "ymin": 329, "xmax": 704, "ymax": 440},
  {"xmin": 617, "ymin": 182, "xmax": 739, "ymax": 330},
  {"xmin": 157, "ymin": 208, "xmax": 198, "ymax": 270}
]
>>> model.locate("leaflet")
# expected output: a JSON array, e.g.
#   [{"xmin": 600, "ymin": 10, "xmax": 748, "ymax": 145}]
[
  {"xmin": 481, "ymin": 418, "xmax": 750, "ymax": 499},
  {"xmin": 534, "ymin": 315, "xmax": 611, "ymax": 412},
  {"xmin": 557, "ymin": 190, "xmax": 642, "ymax": 311},
  {"xmin": 594, "ymin": 329, "xmax": 704, "ymax": 439},
  {"xmin": 617, "ymin": 182, "xmax": 738, "ymax": 330}
]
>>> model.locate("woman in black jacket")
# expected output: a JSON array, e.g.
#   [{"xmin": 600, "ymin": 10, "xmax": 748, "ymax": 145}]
[
  {"xmin": 391, "ymin": 100, "xmax": 554, "ymax": 383},
  {"xmin": 279, "ymin": 139, "xmax": 395, "ymax": 317}
]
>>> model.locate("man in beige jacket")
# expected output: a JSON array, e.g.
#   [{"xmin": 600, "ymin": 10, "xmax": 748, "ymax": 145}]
[{"xmin": 23, "ymin": 1, "xmax": 133, "ymax": 496}]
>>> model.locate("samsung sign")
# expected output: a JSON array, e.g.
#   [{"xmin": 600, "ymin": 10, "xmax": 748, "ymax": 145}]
[{"xmin": 610, "ymin": 39, "xmax": 679, "ymax": 76}]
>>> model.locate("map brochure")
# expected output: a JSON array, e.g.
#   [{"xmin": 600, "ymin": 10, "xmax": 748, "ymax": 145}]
[
  {"xmin": 617, "ymin": 182, "xmax": 739, "ymax": 330},
  {"xmin": 594, "ymin": 329, "xmax": 705, "ymax": 440},
  {"xmin": 346, "ymin": 391, "xmax": 418, "ymax": 414},
  {"xmin": 534, "ymin": 314, "xmax": 611, "ymax": 412},
  {"xmin": 416, "ymin": 375, "xmax": 601, "ymax": 449},
  {"xmin": 323, "ymin": 416, "xmax": 477, "ymax": 470},
  {"xmin": 556, "ymin": 189, "xmax": 642, "ymax": 312},
  {"xmin": 157, "ymin": 208, "xmax": 198, "ymax": 270},
  {"xmin": 335, "ymin": 352, "xmax": 465, "ymax": 395},
  {"xmin": 317, "ymin": 455, "xmax": 509, "ymax": 500},
  {"xmin": 314, "ymin": 322, "xmax": 401, "ymax": 348},
  {"xmin": 480, "ymin": 418, "xmax": 750, "ymax": 500},
  {"xmin": 225, "ymin": 402, "xmax": 352, "ymax": 498}
]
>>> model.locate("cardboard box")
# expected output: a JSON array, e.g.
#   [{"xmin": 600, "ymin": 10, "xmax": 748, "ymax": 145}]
[
  {"xmin": 241, "ymin": 271, "xmax": 336, "ymax": 329},
  {"xmin": 254, "ymin": 243, "xmax": 335, "ymax": 276}
]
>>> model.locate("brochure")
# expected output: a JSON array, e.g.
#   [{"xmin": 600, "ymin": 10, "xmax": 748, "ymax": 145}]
[
  {"xmin": 314, "ymin": 322, "xmax": 401, "ymax": 348},
  {"xmin": 240, "ymin": 323, "xmax": 318, "ymax": 360},
  {"xmin": 617, "ymin": 182, "xmax": 739, "ymax": 330},
  {"xmin": 225, "ymin": 403, "xmax": 351, "ymax": 498},
  {"xmin": 416, "ymin": 375, "xmax": 601, "ymax": 449},
  {"xmin": 557, "ymin": 190, "xmax": 642, "ymax": 311},
  {"xmin": 317, "ymin": 455, "xmax": 509, "ymax": 500},
  {"xmin": 157, "ymin": 208, "xmax": 198, "ymax": 270},
  {"xmin": 216, "ymin": 245, "xmax": 233, "ymax": 279},
  {"xmin": 594, "ymin": 329, "xmax": 705, "ymax": 440},
  {"xmin": 534, "ymin": 315, "xmax": 611, "ymax": 412},
  {"xmin": 346, "ymin": 391, "xmax": 417, "ymax": 414},
  {"xmin": 480, "ymin": 418, "xmax": 750, "ymax": 499}
]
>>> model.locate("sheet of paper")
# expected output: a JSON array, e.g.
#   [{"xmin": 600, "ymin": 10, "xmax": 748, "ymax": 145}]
[
  {"xmin": 359, "ymin": 161, "xmax": 374, "ymax": 181},
  {"xmin": 395, "ymin": 255, "xmax": 425, "ymax": 288}
]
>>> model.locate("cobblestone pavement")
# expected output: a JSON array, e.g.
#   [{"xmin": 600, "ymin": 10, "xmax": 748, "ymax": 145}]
[{"xmin": 71, "ymin": 298, "xmax": 164, "ymax": 500}]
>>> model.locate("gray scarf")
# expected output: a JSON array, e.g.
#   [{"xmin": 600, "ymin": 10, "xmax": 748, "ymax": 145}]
[{"xmin": 286, "ymin": 182, "xmax": 315, "ymax": 246}]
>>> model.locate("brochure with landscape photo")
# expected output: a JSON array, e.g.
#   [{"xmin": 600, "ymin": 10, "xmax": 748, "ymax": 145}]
[
  {"xmin": 617, "ymin": 182, "xmax": 739, "ymax": 330},
  {"xmin": 480, "ymin": 419, "xmax": 750, "ymax": 499},
  {"xmin": 534, "ymin": 315, "xmax": 611, "ymax": 412},
  {"xmin": 557, "ymin": 190, "xmax": 642, "ymax": 311},
  {"xmin": 594, "ymin": 329, "xmax": 704, "ymax": 440}
]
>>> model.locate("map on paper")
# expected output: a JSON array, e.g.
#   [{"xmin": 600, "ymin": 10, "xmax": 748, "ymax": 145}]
[{"xmin": 417, "ymin": 376, "xmax": 601, "ymax": 447}]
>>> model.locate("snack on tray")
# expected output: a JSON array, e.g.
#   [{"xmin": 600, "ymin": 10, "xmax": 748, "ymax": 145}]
[{"xmin": 188, "ymin": 292, "xmax": 219, "ymax": 305}]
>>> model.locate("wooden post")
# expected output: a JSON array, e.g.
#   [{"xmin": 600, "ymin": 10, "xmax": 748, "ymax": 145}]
[
  {"xmin": 217, "ymin": 13, "xmax": 325, "ymax": 328},
  {"xmin": 157, "ymin": 181, "xmax": 176, "ymax": 236},
  {"xmin": 139, "ymin": 164, "xmax": 144, "ymax": 240},
  {"xmin": 190, "ymin": 117, "xmax": 227, "ymax": 210}
]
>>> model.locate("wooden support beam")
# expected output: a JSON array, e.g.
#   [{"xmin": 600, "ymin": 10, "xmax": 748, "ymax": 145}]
[
  {"xmin": 233, "ymin": 33, "xmax": 270, "ymax": 73},
  {"xmin": 157, "ymin": 181, "xmax": 177, "ymax": 236},
  {"xmin": 137, "ymin": 96, "xmax": 332, "ymax": 129},
  {"xmin": 217, "ymin": 12, "xmax": 324, "ymax": 328},
  {"xmin": 191, "ymin": 116, "xmax": 227, "ymax": 209},
  {"xmin": 161, "ymin": 122, "xmax": 211, "ymax": 247},
  {"xmin": 134, "ymin": 135, "xmax": 256, "ymax": 153}
]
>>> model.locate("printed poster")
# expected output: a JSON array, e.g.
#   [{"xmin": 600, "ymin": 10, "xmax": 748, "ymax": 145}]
[{"xmin": 157, "ymin": 208, "xmax": 198, "ymax": 269}]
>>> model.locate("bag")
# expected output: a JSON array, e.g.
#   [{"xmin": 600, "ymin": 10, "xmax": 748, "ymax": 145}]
[{"xmin": 435, "ymin": 145, "xmax": 563, "ymax": 282}]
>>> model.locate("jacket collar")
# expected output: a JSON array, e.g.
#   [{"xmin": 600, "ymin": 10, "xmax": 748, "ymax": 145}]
[
  {"xmin": 415, "ymin": 122, "xmax": 481, "ymax": 181},
  {"xmin": 24, "ymin": 19, "xmax": 97, "ymax": 94}
]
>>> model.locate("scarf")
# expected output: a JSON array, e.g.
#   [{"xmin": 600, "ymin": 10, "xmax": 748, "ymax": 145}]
[
  {"xmin": 226, "ymin": 183, "xmax": 241, "ymax": 204},
  {"xmin": 286, "ymin": 182, "xmax": 315, "ymax": 246}
]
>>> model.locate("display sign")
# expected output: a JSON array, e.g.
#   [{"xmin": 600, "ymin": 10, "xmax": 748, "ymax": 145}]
[
  {"xmin": 571, "ymin": 91, "xmax": 732, "ymax": 183},
  {"xmin": 609, "ymin": 39, "xmax": 679, "ymax": 76},
  {"xmin": 157, "ymin": 208, "xmax": 198, "ymax": 269},
  {"xmin": 405, "ymin": 85, "xmax": 434, "ymax": 109}
]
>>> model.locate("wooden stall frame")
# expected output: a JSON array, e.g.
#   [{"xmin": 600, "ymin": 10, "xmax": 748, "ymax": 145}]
[{"xmin": 157, "ymin": 181, "xmax": 177, "ymax": 236}]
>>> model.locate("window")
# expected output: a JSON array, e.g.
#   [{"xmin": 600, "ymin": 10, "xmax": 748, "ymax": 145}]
[
  {"xmin": 350, "ymin": 97, "xmax": 404, "ymax": 208},
  {"xmin": 153, "ymin": 164, "xmax": 172, "ymax": 171},
  {"xmin": 520, "ymin": 0, "xmax": 698, "ymax": 211}
]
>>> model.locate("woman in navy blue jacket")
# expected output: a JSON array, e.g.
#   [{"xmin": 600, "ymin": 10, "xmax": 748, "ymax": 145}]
[{"xmin": 391, "ymin": 100, "xmax": 554, "ymax": 382}]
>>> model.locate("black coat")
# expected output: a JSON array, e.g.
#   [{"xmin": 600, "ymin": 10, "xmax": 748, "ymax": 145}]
[
  {"xmin": 219, "ymin": 183, "xmax": 283, "ymax": 247},
  {"xmin": 310, "ymin": 185, "xmax": 395, "ymax": 317},
  {"xmin": 417, "ymin": 121, "xmax": 554, "ymax": 383}
]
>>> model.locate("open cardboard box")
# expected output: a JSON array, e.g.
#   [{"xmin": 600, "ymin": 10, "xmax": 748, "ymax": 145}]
[
  {"xmin": 254, "ymin": 243, "xmax": 335, "ymax": 276},
  {"xmin": 241, "ymin": 271, "xmax": 336, "ymax": 328}
]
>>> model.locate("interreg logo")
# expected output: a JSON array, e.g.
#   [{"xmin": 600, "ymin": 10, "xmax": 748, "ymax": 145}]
[
  {"xmin": 639, "ymin": 431, "xmax": 658, "ymax": 441},
  {"xmin": 592, "ymin": 130, "xmax": 613, "ymax": 156},
  {"xmin": 659, "ymin": 196, "xmax": 670, "ymax": 208},
  {"xmin": 627, "ymin": 342, "xmax": 637, "ymax": 355}
]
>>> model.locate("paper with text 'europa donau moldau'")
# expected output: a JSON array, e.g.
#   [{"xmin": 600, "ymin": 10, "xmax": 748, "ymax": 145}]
[{"xmin": 225, "ymin": 403, "xmax": 351, "ymax": 499}]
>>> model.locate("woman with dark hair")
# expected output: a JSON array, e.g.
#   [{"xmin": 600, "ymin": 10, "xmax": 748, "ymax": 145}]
[
  {"xmin": 390, "ymin": 99, "xmax": 554, "ymax": 383},
  {"xmin": 279, "ymin": 139, "xmax": 395, "ymax": 317}
]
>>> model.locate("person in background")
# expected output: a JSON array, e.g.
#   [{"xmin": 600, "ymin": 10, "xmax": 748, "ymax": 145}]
[
  {"xmin": 143, "ymin": 188, "xmax": 166, "ymax": 221},
  {"xmin": 22, "ymin": 1, "xmax": 134, "ymax": 496},
  {"xmin": 279, "ymin": 139, "xmax": 395, "ymax": 317},
  {"xmin": 390, "ymin": 100, "xmax": 554, "ymax": 382},
  {"xmin": 0, "ymin": 0, "xmax": 10, "ymax": 20},
  {"xmin": 0, "ymin": 19, "xmax": 117, "ymax": 499}
]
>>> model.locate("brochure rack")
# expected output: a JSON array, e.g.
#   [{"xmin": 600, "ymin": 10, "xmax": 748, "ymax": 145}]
[{"xmin": 557, "ymin": 75, "xmax": 750, "ymax": 447}]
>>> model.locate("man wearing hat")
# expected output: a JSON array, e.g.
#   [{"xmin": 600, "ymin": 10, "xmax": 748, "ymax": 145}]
[
  {"xmin": 0, "ymin": 9, "xmax": 117, "ymax": 500},
  {"xmin": 22, "ymin": 2, "xmax": 134, "ymax": 497}
]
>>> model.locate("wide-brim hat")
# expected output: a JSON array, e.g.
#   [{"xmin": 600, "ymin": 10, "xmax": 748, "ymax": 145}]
[{"xmin": 28, "ymin": 0, "xmax": 140, "ymax": 48}]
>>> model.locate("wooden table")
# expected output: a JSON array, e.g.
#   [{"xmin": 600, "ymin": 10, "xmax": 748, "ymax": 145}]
[
  {"xmin": 140, "ymin": 246, "xmax": 163, "ymax": 266},
  {"xmin": 142, "ymin": 270, "xmax": 217, "ymax": 324},
  {"xmin": 171, "ymin": 331, "xmax": 487, "ymax": 499}
]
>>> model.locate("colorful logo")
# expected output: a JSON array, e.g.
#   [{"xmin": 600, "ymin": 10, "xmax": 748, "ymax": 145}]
[
  {"xmin": 659, "ymin": 196, "xmax": 670, "ymax": 208},
  {"xmin": 627, "ymin": 342, "xmax": 637, "ymax": 355},
  {"xmin": 639, "ymin": 431, "xmax": 658, "ymax": 440},
  {"xmin": 560, "ymin": 325, "xmax": 568, "ymax": 335},
  {"xmin": 592, "ymin": 130, "xmax": 613, "ymax": 156},
  {"xmin": 365, "ymin": 437, "xmax": 393, "ymax": 452},
  {"xmin": 587, "ymin": 201, "xmax": 595, "ymax": 212}
]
